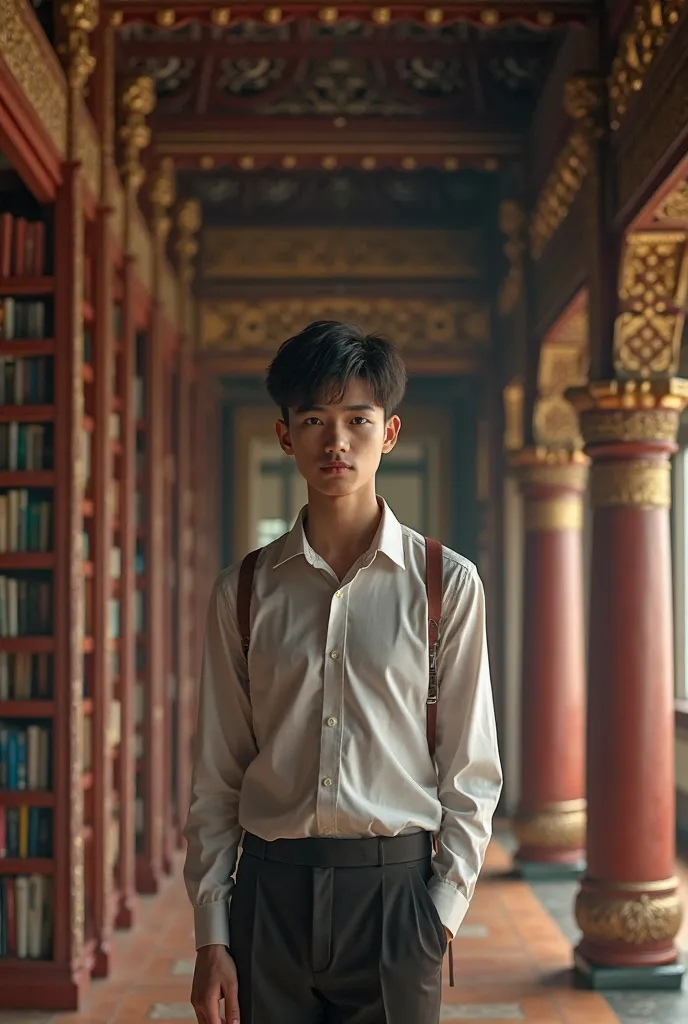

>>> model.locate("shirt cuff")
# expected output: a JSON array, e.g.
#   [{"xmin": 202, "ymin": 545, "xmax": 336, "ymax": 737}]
[
  {"xmin": 194, "ymin": 899, "xmax": 231, "ymax": 949},
  {"xmin": 427, "ymin": 877, "xmax": 470, "ymax": 939}
]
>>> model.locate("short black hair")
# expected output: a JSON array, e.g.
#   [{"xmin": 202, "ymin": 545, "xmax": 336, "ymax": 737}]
[{"xmin": 266, "ymin": 320, "xmax": 407, "ymax": 421}]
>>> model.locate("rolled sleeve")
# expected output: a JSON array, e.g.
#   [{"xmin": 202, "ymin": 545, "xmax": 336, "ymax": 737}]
[{"xmin": 194, "ymin": 899, "xmax": 231, "ymax": 949}]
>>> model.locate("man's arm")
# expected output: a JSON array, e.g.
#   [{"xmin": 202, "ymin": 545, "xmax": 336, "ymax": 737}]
[
  {"xmin": 183, "ymin": 570, "xmax": 258, "ymax": 949},
  {"xmin": 427, "ymin": 561, "xmax": 503, "ymax": 939}
]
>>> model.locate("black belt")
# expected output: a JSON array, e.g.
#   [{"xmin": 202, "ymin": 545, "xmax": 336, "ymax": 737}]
[{"xmin": 242, "ymin": 830, "xmax": 431, "ymax": 868}]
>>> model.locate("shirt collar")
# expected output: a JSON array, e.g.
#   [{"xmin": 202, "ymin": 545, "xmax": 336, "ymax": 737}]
[{"xmin": 273, "ymin": 497, "xmax": 406, "ymax": 570}]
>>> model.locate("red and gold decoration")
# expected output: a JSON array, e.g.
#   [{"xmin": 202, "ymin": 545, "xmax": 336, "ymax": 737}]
[{"xmin": 567, "ymin": 379, "xmax": 688, "ymax": 980}]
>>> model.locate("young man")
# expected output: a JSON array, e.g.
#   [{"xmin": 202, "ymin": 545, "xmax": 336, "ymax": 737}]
[{"xmin": 184, "ymin": 321, "xmax": 502, "ymax": 1024}]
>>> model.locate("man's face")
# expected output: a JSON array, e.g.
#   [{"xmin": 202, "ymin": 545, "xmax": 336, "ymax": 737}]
[{"xmin": 275, "ymin": 378, "xmax": 401, "ymax": 497}]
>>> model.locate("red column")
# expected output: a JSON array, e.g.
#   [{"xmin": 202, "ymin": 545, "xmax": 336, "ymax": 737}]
[
  {"xmin": 512, "ymin": 449, "xmax": 588, "ymax": 876},
  {"xmin": 569, "ymin": 383, "xmax": 685, "ymax": 988}
]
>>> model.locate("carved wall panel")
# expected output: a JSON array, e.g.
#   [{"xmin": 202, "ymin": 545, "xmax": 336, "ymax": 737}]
[
  {"xmin": 202, "ymin": 227, "xmax": 483, "ymax": 279},
  {"xmin": 200, "ymin": 296, "xmax": 489, "ymax": 370},
  {"xmin": 613, "ymin": 231, "xmax": 688, "ymax": 378}
]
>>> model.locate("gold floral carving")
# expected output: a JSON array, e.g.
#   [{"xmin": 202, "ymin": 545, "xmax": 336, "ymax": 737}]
[
  {"xmin": 200, "ymin": 297, "xmax": 489, "ymax": 362},
  {"xmin": 575, "ymin": 882, "xmax": 683, "ymax": 945},
  {"xmin": 513, "ymin": 799, "xmax": 587, "ymax": 849},
  {"xmin": 0, "ymin": 0, "xmax": 67, "ymax": 154},
  {"xmin": 530, "ymin": 77, "xmax": 603, "ymax": 261},
  {"xmin": 655, "ymin": 181, "xmax": 688, "ymax": 222},
  {"xmin": 533, "ymin": 344, "xmax": 587, "ymax": 450},
  {"xmin": 609, "ymin": 0, "xmax": 687, "ymax": 130},
  {"xmin": 57, "ymin": 0, "xmax": 99, "ymax": 94},
  {"xmin": 498, "ymin": 201, "xmax": 525, "ymax": 316},
  {"xmin": 590, "ymin": 460, "xmax": 671, "ymax": 508},
  {"xmin": 118, "ymin": 75, "xmax": 156, "ymax": 196},
  {"xmin": 202, "ymin": 227, "xmax": 483, "ymax": 280},
  {"xmin": 580, "ymin": 409, "xmax": 680, "ymax": 445},
  {"xmin": 613, "ymin": 232, "xmax": 688, "ymax": 378}
]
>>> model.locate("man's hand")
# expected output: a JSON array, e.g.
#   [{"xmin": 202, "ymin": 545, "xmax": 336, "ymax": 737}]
[{"xmin": 191, "ymin": 944, "xmax": 239, "ymax": 1024}]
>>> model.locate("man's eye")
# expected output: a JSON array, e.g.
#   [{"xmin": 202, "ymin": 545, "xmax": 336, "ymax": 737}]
[{"xmin": 352, "ymin": 417, "xmax": 368, "ymax": 425}]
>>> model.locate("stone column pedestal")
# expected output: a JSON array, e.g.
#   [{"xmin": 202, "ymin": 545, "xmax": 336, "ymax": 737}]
[
  {"xmin": 511, "ymin": 448, "xmax": 588, "ymax": 879},
  {"xmin": 568, "ymin": 380, "xmax": 687, "ymax": 991}
]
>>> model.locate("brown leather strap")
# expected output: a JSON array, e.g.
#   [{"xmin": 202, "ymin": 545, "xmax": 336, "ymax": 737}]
[
  {"xmin": 237, "ymin": 548, "xmax": 261, "ymax": 657},
  {"xmin": 425, "ymin": 537, "xmax": 443, "ymax": 761}
]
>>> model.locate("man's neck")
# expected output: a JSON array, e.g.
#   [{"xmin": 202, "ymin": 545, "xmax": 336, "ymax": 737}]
[{"xmin": 304, "ymin": 485, "xmax": 382, "ymax": 581}]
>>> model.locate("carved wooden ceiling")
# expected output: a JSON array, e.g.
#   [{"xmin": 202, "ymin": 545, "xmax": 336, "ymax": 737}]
[{"xmin": 110, "ymin": 4, "xmax": 594, "ymax": 173}]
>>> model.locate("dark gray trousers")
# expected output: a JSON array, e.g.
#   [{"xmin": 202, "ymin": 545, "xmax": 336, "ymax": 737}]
[{"xmin": 229, "ymin": 832, "xmax": 446, "ymax": 1024}]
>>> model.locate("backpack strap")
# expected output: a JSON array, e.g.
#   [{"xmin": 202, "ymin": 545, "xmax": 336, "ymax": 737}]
[
  {"xmin": 425, "ymin": 537, "xmax": 443, "ymax": 761},
  {"xmin": 237, "ymin": 548, "xmax": 261, "ymax": 658}
]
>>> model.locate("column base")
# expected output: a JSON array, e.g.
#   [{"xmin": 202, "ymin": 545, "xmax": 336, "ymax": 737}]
[
  {"xmin": 517, "ymin": 858, "xmax": 586, "ymax": 881},
  {"xmin": 573, "ymin": 949, "xmax": 685, "ymax": 991}
]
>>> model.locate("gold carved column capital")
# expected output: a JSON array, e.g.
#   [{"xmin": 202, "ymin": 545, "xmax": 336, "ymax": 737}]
[
  {"xmin": 566, "ymin": 379, "xmax": 688, "ymax": 510},
  {"xmin": 510, "ymin": 448, "xmax": 589, "ymax": 532}
]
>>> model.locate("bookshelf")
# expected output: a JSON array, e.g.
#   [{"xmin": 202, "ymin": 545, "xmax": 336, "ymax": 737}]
[{"xmin": 0, "ymin": 144, "xmax": 94, "ymax": 1005}]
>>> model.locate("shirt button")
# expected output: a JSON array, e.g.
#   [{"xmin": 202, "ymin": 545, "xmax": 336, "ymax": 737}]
[
  {"xmin": 322, "ymin": 777, "xmax": 333, "ymax": 787},
  {"xmin": 334, "ymin": 590, "xmax": 343, "ymax": 599},
  {"xmin": 326, "ymin": 716, "xmax": 338, "ymax": 727},
  {"xmin": 330, "ymin": 650, "xmax": 339, "ymax": 660}
]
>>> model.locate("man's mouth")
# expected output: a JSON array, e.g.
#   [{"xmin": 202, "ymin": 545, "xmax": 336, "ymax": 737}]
[{"xmin": 321, "ymin": 462, "xmax": 352, "ymax": 473}]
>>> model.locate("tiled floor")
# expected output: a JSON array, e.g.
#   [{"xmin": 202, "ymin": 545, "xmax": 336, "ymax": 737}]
[{"xmin": 1, "ymin": 838, "xmax": 687, "ymax": 1024}]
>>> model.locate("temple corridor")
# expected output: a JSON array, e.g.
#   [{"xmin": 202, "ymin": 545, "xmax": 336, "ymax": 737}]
[{"xmin": 2, "ymin": 830, "xmax": 688, "ymax": 1024}]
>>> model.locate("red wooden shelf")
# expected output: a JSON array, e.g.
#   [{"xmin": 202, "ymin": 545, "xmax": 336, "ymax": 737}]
[
  {"xmin": 0, "ymin": 700, "xmax": 55, "ymax": 717},
  {"xmin": 0, "ymin": 472, "xmax": 54, "ymax": 488},
  {"xmin": 82, "ymin": 364, "xmax": 94, "ymax": 384},
  {"xmin": 82, "ymin": 415, "xmax": 94, "ymax": 432},
  {"xmin": 81, "ymin": 772, "xmax": 93, "ymax": 791},
  {"xmin": 0, "ymin": 339, "xmax": 54, "ymax": 357},
  {"xmin": 111, "ymin": 395, "xmax": 123, "ymax": 413},
  {"xmin": 0, "ymin": 858, "xmax": 54, "ymax": 875},
  {"xmin": 0, "ymin": 552, "xmax": 54, "ymax": 569},
  {"xmin": 0, "ymin": 791, "xmax": 54, "ymax": 808},
  {"xmin": 82, "ymin": 636, "xmax": 94, "ymax": 654},
  {"xmin": 0, "ymin": 405, "xmax": 55, "ymax": 422},
  {"xmin": 82, "ymin": 560, "xmax": 94, "ymax": 578},
  {"xmin": 82, "ymin": 299, "xmax": 94, "ymax": 322},
  {"xmin": 0, "ymin": 636, "xmax": 54, "ymax": 653},
  {"xmin": 82, "ymin": 498, "xmax": 94, "ymax": 517},
  {"xmin": 82, "ymin": 697, "xmax": 93, "ymax": 714},
  {"xmin": 0, "ymin": 276, "xmax": 54, "ymax": 295},
  {"xmin": 111, "ymin": 441, "xmax": 123, "ymax": 457}
]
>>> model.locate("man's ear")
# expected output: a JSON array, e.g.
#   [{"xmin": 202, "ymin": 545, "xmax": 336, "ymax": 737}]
[
  {"xmin": 275, "ymin": 418, "xmax": 294, "ymax": 455},
  {"xmin": 382, "ymin": 414, "xmax": 401, "ymax": 454}
]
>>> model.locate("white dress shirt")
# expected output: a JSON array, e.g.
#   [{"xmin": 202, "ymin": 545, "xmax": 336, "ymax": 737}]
[{"xmin": 183, "ymin": 499, "xmax": 502, "ymax": 949}]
